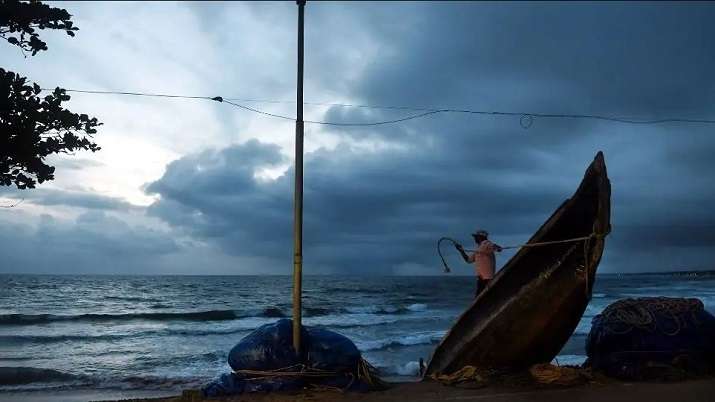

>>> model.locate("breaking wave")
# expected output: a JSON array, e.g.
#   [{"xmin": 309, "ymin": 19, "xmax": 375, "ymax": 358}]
[
  {"xmin": 0, "ymin": 303, "xmax": 433, "ymax": 327},
  {"xmin": 0, "ymin": 366, "xmax": 202, "ymax": 392},
  {"xmin": 0, "ymin": 367, "xmax": 81, "ymax": 385},
  {"xmin": 356, "ymin": 331, "xmax": 445, "ymax": 352},
  {"xmin": 378, "ymin": 361, "xmax": 422, "ymax": 377},
  {"xmin": 0, "ymin": 307, "xmax": 289, "ymax": 326},
  {"xmin": 343, "ymin": 303, "xmax": 428, "ymax": 315}
]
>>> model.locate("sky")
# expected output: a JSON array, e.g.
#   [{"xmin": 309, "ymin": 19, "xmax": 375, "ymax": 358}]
[{"xmin": 1, "ymin": 1, "xmax": 715, "ymax": 275}]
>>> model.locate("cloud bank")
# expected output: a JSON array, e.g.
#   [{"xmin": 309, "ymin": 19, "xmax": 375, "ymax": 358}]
[{"xmin": 2, "ymin": 2, "xmax": 715, "ymax": 274}]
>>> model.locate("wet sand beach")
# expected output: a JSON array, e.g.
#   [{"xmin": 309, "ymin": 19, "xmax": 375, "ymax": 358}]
[{"xmin": 82, "ymin": 377, "xmax": 715, "ymax": 402}]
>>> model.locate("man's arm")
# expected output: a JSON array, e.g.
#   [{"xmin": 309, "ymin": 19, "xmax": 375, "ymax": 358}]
[{"xmin": 455, "ymin": 243, "xmax": 473, "ymax": 263}]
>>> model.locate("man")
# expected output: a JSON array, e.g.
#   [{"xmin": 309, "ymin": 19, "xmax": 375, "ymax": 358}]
[{"xmin": 455, "ymin": 229, "xmax": 503, "ymax": 297}]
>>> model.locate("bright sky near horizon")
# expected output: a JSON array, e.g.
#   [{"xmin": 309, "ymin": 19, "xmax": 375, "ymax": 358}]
[{"xmin": 2, "ymin": 1, "xmax": 715, "ymax": 275}]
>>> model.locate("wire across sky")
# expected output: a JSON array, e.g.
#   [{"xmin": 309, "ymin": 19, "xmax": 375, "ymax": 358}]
[{"xmin": 40, "ymin": 88, "xmax": 715, "ymax": 128}]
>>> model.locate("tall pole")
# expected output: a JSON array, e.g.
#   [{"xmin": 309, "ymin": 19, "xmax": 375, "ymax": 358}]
[{"xmin": 292, "ymin": 0, "xmax": 306, "ymax": 354}]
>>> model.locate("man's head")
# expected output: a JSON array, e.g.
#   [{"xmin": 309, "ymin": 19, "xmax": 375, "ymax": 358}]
[{"xmin": 472, "ymin": 229, "xmax": 489, "ymax": 244}]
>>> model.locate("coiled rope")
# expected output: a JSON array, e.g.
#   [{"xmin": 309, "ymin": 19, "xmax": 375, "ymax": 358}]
[{"xmin": 437, "ymin": 237, "xmax": 460, "ymax": 273}]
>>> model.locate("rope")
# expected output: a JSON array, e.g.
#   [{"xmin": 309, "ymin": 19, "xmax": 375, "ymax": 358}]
[
  {"xmin": 437, "ymin": 232, "xmax": 608, "ymax": 273},
  {"xmin": 430, "ymin": 365, "xmax": 489, "ymax": 385},
  {"xmin": 357, "ymin": 358, "xmax": 386, "ymax": 389},
  {"xmin": 437, "ymin": 237, "xmax": 460, "ymax": 273},
  {"xmin": 235, "ymin": 364, "xmax": 337, "ymax": 379},
  {"xmin": 501, "ymin": 235, "xmax": 596, "ymax": 250},
  {"xmin": 232, "ymin": 358, "xmax": 385, "ymax": 390},
  {"xmin": 529, "ymin": 363, "xmax": 586, "ymax": 386}
]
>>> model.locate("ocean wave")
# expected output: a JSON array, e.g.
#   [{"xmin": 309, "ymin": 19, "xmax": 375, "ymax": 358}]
[
  {"xmin": 304, "ymin": 313, "xmax": 407, "ymax": 328},
  {"xmin": 343, "ymin": 303, "xmax": 428, "ymax": 315},
  {"xmin": 0, "ymin": 367, "xmax": 80, "ymax": 385},
  {"xmin": 303, "ymin": 306, "xmax": 333, "ymax": 317},
  {"xmin": 104, "ymin": 296, "xmax": 162, "ymax": 303},
  {"xmin": 356, "ymin": 331, "xmax": 445, "ymax": 352},
  {"xmin": 344, "ymin": 306, "xmax": 401, "ymax": 314},
  {"xmin": 101, "ymin": 375, "xmax": 203, "ymax": 391},
  {"xmin": 0, "ymin": 333, "xmax": 131, "ymax": 345},
  {"xmin": 260, "ymin": 307, "xmax": 286, "ymax": 318},
  {"xmin": 583, "ymin": 302, "xmax": 607, "ymax": 318},
  {"xmin": 0, "ymin": 366, "xmax": 202, "ymax": 392},
  {"xmin": 0, "ymin": 307, "xmax": 288, "ymax": 326},
  {"xmin": 325, "ymin": 287, "xmax": 387, "ymax": 294},
  {"xmin": 406, "ymin": 303, "xmax": 428, "ymax": 312},
  {"xmin": 293, "ymin": 303, "xmax": 433, "ymax": 328},
  {"xmin": 553, "ymin": 354, "xmax": 587, "ymax": 366},
  {"xmin": 0, "ymin": 302, "xmax": 429, "ymax": 327},
  {"xmin": 377, "ymin": 361, "xmax": 421, "ymax": 377},
  {"xmin": 0, "ymin": 320, "xmax": 273, "ymax": 345},
  {"xmin": 574, "ymin": 317, "xmax": 593, "ymax": 336},
  {"xmin": 131, "ymin": 351, "xmax": 226, "ymax": 370}
]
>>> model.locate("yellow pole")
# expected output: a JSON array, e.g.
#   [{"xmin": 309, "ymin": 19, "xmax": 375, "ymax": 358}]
[{"xmin": 292, "ymin": 0, "xmax": 306, "ymax": 354}]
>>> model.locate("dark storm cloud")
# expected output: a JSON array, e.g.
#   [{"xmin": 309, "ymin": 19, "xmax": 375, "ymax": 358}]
[
  {"xmin": 324, "ymin": 2, "xmax": 715, "ymax": 117},
  {"xmin": 0, "ymin": 211, "xmax": 178, "ymax": 274},
  {"xmin": 146, "ymin": 2, "xmax": 715, "ymax": 274},
  {"xmin": 145, "ymin": 140, "xmax": 291, "ymax": 257},
  {"xmin": 147, "ymin": 138, "xmax": 588, "ymax": 274},
  {"xmin": 0, "ymin": 187, "xmax": 136, "ymax": 211},
  {"xmin": 22, "ymin": 189, "xmax": 136, "ymax": 211},
  {"xmin": 319, "ymin": 2, "xmax": 715, "ymax": 273}
]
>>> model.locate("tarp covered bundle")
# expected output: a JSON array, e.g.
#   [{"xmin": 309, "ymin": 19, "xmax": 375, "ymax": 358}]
[
  {"xmin": 586, "ymin": 297, "xmax": 715, "ymax": 380},
  {"xmin": 202, "ymin": 319, "xmax": 382, "ymax": 397}
]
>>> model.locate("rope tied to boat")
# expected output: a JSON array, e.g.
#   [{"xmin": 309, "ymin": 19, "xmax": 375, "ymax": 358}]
[{"xmin": 438, "ymin": 230, "xmax": 609, "ymax": 274}]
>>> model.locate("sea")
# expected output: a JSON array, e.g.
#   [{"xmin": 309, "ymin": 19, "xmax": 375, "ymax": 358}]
[{"xmin": 1, "ymin": 273, "xmax": 715, "ymax": 399}]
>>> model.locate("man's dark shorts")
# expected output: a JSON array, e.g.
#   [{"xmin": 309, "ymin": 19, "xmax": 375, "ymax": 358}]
[{"xmin": 476, "ymin": 277, "xmax": 491, "ymax": 297}]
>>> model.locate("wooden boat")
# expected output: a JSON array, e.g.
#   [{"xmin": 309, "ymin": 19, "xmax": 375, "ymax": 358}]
[{"xmin": 425, "ymin": 151, "xmax": 611, "ymax": 376}]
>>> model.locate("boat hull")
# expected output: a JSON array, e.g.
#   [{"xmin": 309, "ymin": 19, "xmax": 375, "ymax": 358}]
[{"xmin": 425, "ymin": 152, "xmax": 611, "ymax": 375}]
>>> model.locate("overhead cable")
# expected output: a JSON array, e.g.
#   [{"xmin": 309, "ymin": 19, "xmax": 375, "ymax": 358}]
[{"xmin": 41, "ymin": 88, "xmax": 715, "ymax": 127}]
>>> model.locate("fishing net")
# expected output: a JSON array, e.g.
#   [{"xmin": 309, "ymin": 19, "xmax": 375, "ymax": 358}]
[
  {"xmin": 430, "ymin": 365, "xmax": 490, "ymax": 387},
  {"xmin": 586, "ymin": 297, "xmax": 715, "ymax": 380},
  {"xmin": 431, "ymin": 363, "xmax": 591, "ymax": 389},
  {"xmin": 202, "ymin": 319, "xmax": 384, "ymax": 397},
  {"xmin": 529, "ymin": 364, "xmax": 589, "ymax": 386}
]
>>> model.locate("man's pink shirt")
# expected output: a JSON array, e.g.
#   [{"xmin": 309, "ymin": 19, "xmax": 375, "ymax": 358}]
[{"xmin": 468, "ymin": 240, "xmax": 497, "ymax": 279}]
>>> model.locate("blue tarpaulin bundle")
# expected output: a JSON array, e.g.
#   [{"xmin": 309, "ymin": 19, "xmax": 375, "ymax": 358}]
[
  {"xmin": 202, "ymin": 319, "xmax": 382, "ymax": 397},
  {"xmin": 586, "ymin": 297, "xmax": 715, "ymax": 380}
]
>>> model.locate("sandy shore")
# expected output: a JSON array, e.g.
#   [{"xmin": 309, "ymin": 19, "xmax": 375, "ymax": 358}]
[
  {"xmin": 87, "ymin": 377, "xmax": 715, "ymax": 402},
  {"xmin": 0, "ymin": 389, "xmax": 176, "ymax": 402},
  {"xmin": 3, "ymin": 376, "xmax": 714, "ymax": 402}
]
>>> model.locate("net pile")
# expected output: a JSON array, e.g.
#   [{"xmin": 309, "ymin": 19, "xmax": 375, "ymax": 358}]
[
  {"xmin": 529, "ymin": 363, "xmax": 589, "ymax": 386},
  {"xmin": 586, "ymin": 297, "xmax": 715, "ymax": 380},
  {"xmin": 202, "ymin": 319, "xmax": 384, "ymax": 397}
]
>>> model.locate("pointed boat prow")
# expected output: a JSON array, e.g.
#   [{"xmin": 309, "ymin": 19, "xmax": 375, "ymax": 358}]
[{"xmin": 425, "ymin": 152, "xmax": 611, "ymax": 377}]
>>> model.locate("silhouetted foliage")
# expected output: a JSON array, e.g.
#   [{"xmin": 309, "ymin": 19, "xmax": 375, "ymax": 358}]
[
  {"xmin": 1, "ymin": 69, "xmax": 101, "ymax": 188},
  {"xmin": 0, "ymin": 0, "xmax": 77, "ymax": 55},
  {"xmin": 0, "ymin": 0, "xmax": 101, "ymax": 189}
]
